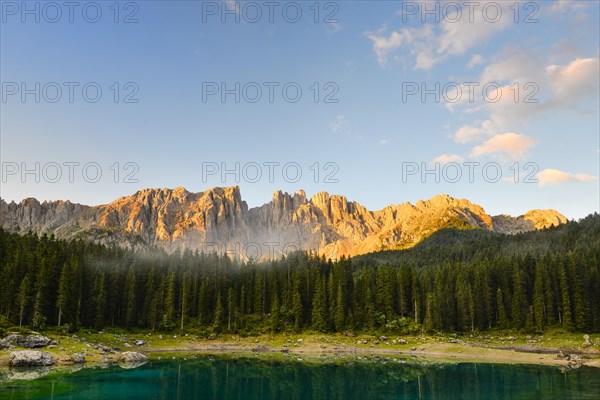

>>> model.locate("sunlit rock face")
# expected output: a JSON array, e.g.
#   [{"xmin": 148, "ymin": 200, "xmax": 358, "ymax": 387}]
[
  {"xmin": 0, "ymin": 187, "xmax": 567, "ymax": 259},
  {"xmin": 492, "ymin": 210, "xmax": 568, "ymax": 235}
]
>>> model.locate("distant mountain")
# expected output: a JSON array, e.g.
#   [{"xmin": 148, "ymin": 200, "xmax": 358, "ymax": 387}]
[{"xmin": 0, "ymin": 186, "xmax": 567, "ymax": 259}]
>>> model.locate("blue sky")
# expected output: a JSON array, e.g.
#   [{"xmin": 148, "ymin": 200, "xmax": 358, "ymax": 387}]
[{"xmin": 1, "ymin": 0, "xmax": 599, "ymax": 219}]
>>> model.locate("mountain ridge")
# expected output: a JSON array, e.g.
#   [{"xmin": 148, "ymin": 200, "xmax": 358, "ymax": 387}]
[{"xmin": 0, "ymin": 186, "xmax": 567, "ymax": 259}]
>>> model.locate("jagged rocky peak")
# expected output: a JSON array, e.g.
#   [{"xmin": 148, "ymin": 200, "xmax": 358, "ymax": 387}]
[
  {"xmin": 416, "ymin": 194, "xmax": 454, "ymax": 208},
  {"xmin": 0, "ymin": 186, "xmax": 568, "ymax": 259},
  {"xmin": 523, "ymin": 209, "xmax": 568, "ymax": 229},
  {"xmin": 310, "ymin": 191, "xmax": 331, "ymax": 209},
  {"xmin": 492, "ymin": 209, "xmax": 568, "ymax": 235}
]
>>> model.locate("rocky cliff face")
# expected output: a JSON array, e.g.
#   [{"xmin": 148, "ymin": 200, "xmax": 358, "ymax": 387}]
[
  {"xmin": 492, "ymin": 210, "xmax": 568, "ymax": 235},
  {"xmin": 0, "ymin": 186, "xmax": 567, "ymax": 259}
]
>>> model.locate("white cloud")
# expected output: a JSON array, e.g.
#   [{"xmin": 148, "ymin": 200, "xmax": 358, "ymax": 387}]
[
  {"xmin": 326, "ymin": 20, "xmax": 342, "ymax": 33},
  {"xmin": 330, "ymin": 115, "xmax": 346, "ymax": 133},
  {"xmin": 379, "ymin": 139, "xmax": 390, "ymax": 145},
  {"xmin": 480, "ymin": 50, "xmax": 544, "ymax": 84},
  {"xmin": 221, "ymin": 0, "xmax": 238, "ymax": 11},
  {"xmin": 449, "ymin": 53, "xmax": 599, "ymax": 131},
  {"xmin": 330, "ymin": 115, "xmax": 362, "ymax": 140},
  {"xmin": 433, "ymin": 154, "xmax": 464, "ymax": 164},
  {"xmin": 545, "ymin": 57, "xmax": 600, "ymax": 109},
  {"xmin": 546, "ymin": 0, "xmax": 588, "ymax": 14},
  {"xmin": 366, "ymin": 2, "xmax": 513, "ymax": 70},
  {"xmin": 538, "ymin": 169, "xmax": 597, "ymax": 186},
  {"xmin": 442, "ymin": 54, "xmax": 599, "ymax": 163},
  {"xmin": 453, "ymin": 120, "xmax": 499, "ymax": 143},
  {"xmin": 436, "ymin": 4, "xmax": 512, "ymax": 56},
  {"xmin": 365, "ymin": 25, "xmax": 437, "ymax": 68},
  {"xmin": 471, "ymin": 133, "xmax": 536, "ymax": 160},
  {"xmin": 467, "ymin": 55, "xmax": 485, "ymax": 68},
  {"xmin": 454, "ymin": 125, "xmax": 487, "ymax": 144}
]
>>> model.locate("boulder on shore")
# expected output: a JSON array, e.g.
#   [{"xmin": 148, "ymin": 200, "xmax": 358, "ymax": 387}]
[
  {"xmin": 2, "ymin": 333, "xmax": 52, "ymax": 349},
  {"xmin": 118, "ymin": 351, "xmax": 149, "ymax": 363},
  {"xmin": 9, "ymin": 350, "xmax": 55, "ymax": 367},
  {"xmin": 252, "ymin": 345, "xmax": 268, "ymax": 353},
  {"xmin": 118, "ymin": 352, "xmax": 149, "ymax": 369}
]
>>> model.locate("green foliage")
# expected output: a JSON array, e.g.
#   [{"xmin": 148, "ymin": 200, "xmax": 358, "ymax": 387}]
[{"xmin": 0, "ymin": 213, "xmax": 599, "ymax": 334}]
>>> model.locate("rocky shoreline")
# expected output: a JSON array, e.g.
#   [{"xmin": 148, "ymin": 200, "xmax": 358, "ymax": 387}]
[{"xmin": 1, "ymin": 331, "xmax": 599, "ymax": 379}]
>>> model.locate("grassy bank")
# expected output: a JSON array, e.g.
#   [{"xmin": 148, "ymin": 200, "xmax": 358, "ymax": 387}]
[{"xmin": 2, "ymin": 328, "xmax": 599, "ymax": 370}]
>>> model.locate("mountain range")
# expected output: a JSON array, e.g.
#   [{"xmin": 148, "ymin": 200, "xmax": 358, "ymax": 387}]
[{"xmin": 0, "ymin": 186, "xmax": 567, "ymax": 259}]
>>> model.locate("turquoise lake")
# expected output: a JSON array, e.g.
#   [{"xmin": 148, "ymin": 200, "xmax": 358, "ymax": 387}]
[{"xmin": 1, "ymin": 356, "xmax": 599, "ymax": 399}]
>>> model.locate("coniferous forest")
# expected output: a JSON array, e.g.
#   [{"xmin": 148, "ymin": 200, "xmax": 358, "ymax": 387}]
[{"xmin": 1, "ymin": 214, "xmax": 599, "ymax": 335}]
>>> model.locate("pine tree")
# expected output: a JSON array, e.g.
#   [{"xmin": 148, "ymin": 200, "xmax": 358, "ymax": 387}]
[
  {"xmin": 424, "ymin": 293, "xmax": 435, "ymax": 331},
  {"xmin": 334, "ymin": 284, "xmax": 345, "ymax": 331},
  {"xmin": 57, "ymin": 259, "xmax": 81, "ymax": 330},
  {"xmin": 17, "ymin": 276, "xmax": 30, "ymax": 327},
  {"xmin": 365, "ymin": 287, "xmax": 375, "ymax": 330},
  {"xmin": 533, "ymin": 264, "xmax": 546, "ymax": 331},
  {"xmin": 124, "ymin": 266, "xmax": 137, "ymax": 329},
  {"xmin": 180, "ymin": 271, "xmax": 191, "ymax": 331},
  {"xmin": 227, "ymin": 287, "xmax": 235, "ymax": 332},
  {"xmin": 213, "ymin": 291, "xmax": 224, "ymax": 331},
  {"xmin": 57, "ymin": 263, "xmax": 68, "ymax": 327},
  {"xmin": 311, "ymin": 274, "xmax": 328, "ymax": 332},
  {"xmin": 496, "ymin": 288, "xmax": 508, "ymax": 329},
  {"xmin": 270, "ymin": 292, "xmax": 280, "ymax": 332},
  {"xmin": 559, "ymin": 262, "xmax": 573, "ymax": 329},
  {"xmin": 197, "ymin": 280, "xmax": 209, "ymax": 326},
  {"xmin": 511, "ymin": 266, "xmax": 526, "ymax": 329},
  {"xmin": 569, "ymin": 257, "xmax": 586, "ymax": 330},
  {"xmin": 254, "ymin": 272, "xmax": 265, "ymax": 315},
  {"xmin": 376, "ymin": 267, "xmax": 394, "ymax": 320},
  {"xmin": 292, "ymin": 279, "xmax": 303, "ymax": 332},
  {"xmin": 163, "ymin": 271, "xmax": 176, "ymax": 330},
  {"xmin": 149, "ymin": 275, "xmax": 165, "ymax": 331},
  {"xmin": 95, "ymin": 272, "xmax": 107, "ymax": 329}
]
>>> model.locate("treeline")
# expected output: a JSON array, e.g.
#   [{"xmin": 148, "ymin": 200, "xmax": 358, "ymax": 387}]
[{"xmin": 1, "ymin": 214, "xmax": 599, "ymax": 334}]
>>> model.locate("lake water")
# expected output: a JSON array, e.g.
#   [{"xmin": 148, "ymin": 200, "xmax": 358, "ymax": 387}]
[{"xmin": 1, "ymin": 355, "xmax": 599, "ymax": 399}]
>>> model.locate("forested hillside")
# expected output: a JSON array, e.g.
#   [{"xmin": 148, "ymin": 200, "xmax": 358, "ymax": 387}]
[{"xmin": 1, "ymin": 214, "xmax": 599, "ymax": 335}]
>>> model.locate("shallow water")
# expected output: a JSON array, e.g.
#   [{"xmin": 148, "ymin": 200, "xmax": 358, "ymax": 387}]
[{"xmin": 1, "ymin": 356, "xmax": 599, "ymax": 399}]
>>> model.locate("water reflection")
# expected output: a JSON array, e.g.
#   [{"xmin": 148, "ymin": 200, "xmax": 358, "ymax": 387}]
[{"xmin": 1, "ymin": 356, "xmax": 599, "ymax": 400}]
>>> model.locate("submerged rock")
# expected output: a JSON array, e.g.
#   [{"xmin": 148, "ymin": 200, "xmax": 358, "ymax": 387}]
[
  {"xmin": 9, "ymin": 350, "xmax": 55, "ymax": 367},
  {"xmin": 2, "ymin": 367, "xmax": 52, "ymax": 381}
]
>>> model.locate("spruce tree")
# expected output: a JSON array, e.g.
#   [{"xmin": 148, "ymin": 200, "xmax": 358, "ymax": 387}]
[
  {"xmin": 311, "ymin": 274, "xmax": 328, "ymax": 332},
  {"xmin": 213, "ymin": 291, "xmax": 224, "ymax": 332},
  {"xmin": 292, "ymin": 279, "xmax": 303, "ymax": 332},
  {"xmin": 17, "ymin": 276, "xmax": 30, "ymax": 327},
  {"xmin": 334, "ymin": 284, "xmax": 345, "ymax": 331}
]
